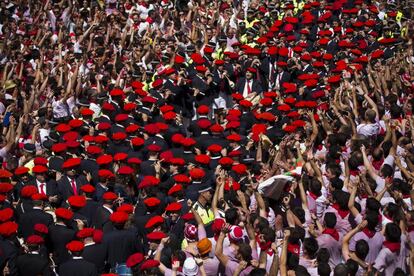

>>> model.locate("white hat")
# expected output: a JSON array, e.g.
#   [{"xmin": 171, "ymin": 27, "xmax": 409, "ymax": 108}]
[{"xmin": 183, "ymin": 258, "xmax": 199, "ymax": 276}]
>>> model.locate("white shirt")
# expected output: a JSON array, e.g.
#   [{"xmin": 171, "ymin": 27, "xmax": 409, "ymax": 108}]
[
  {"xmin": 243, "ymin": 79, "xmax": 253, "ymax": 98},
  {"xmin": 36, "ymin": 180, "xmax": 47, "ymax": 195}
]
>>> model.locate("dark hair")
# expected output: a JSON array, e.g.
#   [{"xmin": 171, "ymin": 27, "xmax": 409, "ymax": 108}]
[
  {"xmin": 330, "ymin": 177, "xmax": 344, "ymax": 190},
  {"xmin": 384, "ymin": 222, "xmax": 401, "ymax": 243},
  {"xmin": 333, "ymin": 264, "xmax": 349, "ymax": 276},
  {"xmin": 287, "ymin": 253, "xmax": 299, "ymax": 270},
  {"xmin": 366, "ymin": 198, "xmax": 381, "ymax": 213},
  {"xmin": 250, "ymin": 268, "xmax": 267, "ymax": 276},
  {"xmin": 317, "ymin": 248, "xmax": 330, "ymax": 263},
  {"xmin": 225, "ymin": 208, "xmax": 239, "ymax": 225},
  {"xmin": 355, "ymin": 239, "xmax": 369, "ymax": 260},
  {"xmin": 393, "ymin": 268, "xmax": 407, "ymax": 276},
  {"xmin": 293, "ymin": 207, "xmax": 306, "ymax": 223},
  {"xmin": 238, "ymin": 243, "xmax": 252, "ymax": 263},
  {"xmin": 309, "ymin": 179, "xmax": 322, "ymax": 196},
  {"xmin": 318, "ymin": 262, "xmax": 331, "ymax": 276},
  {"xmin": 332, "ymin": 190, "xmax": 349, "ymax": 210},
  {"xmin": 262, "ymin": 227, "xmax": 276, "ymax": 243},
  {"xmin": 253, "ymin": 216, "xmax": 269, "ymax": 231},
  {"xmin": 324, "ymin": 212, "xmax": 337, "ymax": 228},
  {"xmin": 303, "ymin": 237, "xmax": 319, "ymax": 258},
  {"xmin": 295, "ymin": 265, "xmax": 311, "ymax": 276},
  {"xmin": 346, "ymin": 259, "xmax": 359, "ymax": 276},
  {"xmin": 380, "ymin": 164, "xmax": 394, "ymax": 178},
  {"xmin": 365, "ymin": 211, "xmax": 379, "ymax": 230}
]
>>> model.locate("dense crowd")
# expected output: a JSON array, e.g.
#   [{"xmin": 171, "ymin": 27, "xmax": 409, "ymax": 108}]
[{"xmin": 1, "ymin": 0, "xmax": 414, "ymax": 275}]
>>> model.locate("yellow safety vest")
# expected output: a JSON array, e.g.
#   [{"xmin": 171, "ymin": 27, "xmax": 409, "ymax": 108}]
[
  {"xmin": 244, "ymin": 19, "xmax": 259, "ymax": 29},
  {"xmin": 24, "ymin": 159, "xmax": 35, "ymax": 175},
  {"xmin": 193, "ymin": 201, "xmax": 214, "ymax": 225}
]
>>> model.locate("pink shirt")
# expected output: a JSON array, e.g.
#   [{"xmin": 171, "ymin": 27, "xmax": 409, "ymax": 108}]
[
  {"xmin": 317, "ymin": 233, "xmax": 342, "ymax": 268},
  {"xmin": 373, "ymin": 247, "xmax": 398, "ymax": 275},
  {"xmin": 225, "ymin": 260, "xmax": 253, "ymax": 276},
  {"xmin": 349, "ymin": 231, "xmax": 384, "ymax": 264},
  {"xmin": 202, "ymin": 257, "xmax": 220, "ymax": 276}
]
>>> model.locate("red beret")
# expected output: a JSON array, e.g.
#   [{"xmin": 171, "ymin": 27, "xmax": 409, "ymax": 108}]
[
  {"xmin": 159, "ymin": 105, "xmax": 174, "ymax": 114},
  {"xmin": 62, "ymin": 158, "xmax": 81, "ymax": 170},
  {"xmin": 215, "ymin": 59, "xmax": 225, "ymax": 65},
  {"xmin": 181, "ymin": 138, "xmax": 196, "ymax": 147},
  {"xmin": 283, "ymin": 125, "xmax": 297, "ymax": 133},
  {"xmin": 260, "ymin": 97, "xmax": 273, "ymax": 106},
  {"xmin": 102, "ymin": 102, "xmax": 116, "ymax": 111},
  {"xmin": 26, "ymin": 234, "xmax": 44, "ymax": 245},
  {"xmin": 0, "ymin": 170, "xmax": 12, "ymax": 179},
  {"xmin": 112, "ymin": 132, "xmax": 127, "ymax": 141},
  {"xmin": 146, "ymin": 231, "xmax": 167, "ymax": 242},
  {"xmin": 115, "ymin": 113, "xmax": 129, "ymax": 122},
  {"xmin": 96, "ymin": 154, "xmax": 113, "ymax": 165},
  {"xmin": 33, "ymin": 157, "xmax": 48, "ymax": 166},
  {"xmin": 86, "ymin": 145, "xmax": 102, "ymax": 155},
  {"xmin": 14, "ymin": 166, "xmax": 29, "ymax": 176},
  {"xmin": 0, "ymin": 221, "xmax": 18, "ymax": 237},
  {"xmin": 110, "ymin": 211, "xmax": 129, "ymax": 224},
  {"xmin": 138, "ymin": 176, "xmax": 160, "ymax": 189},
  {"xmin": 131, "ymin": 137, "xmax": 145, "ymax": 147},
  {"xmin": 145, "ymin": 215, "xmax": 164, "ymax": 229},
  {"xmin": 155, "ymin": 122, "xmax": 169, "ymax": 132},
  {"xmin": 141, "ymin": 96, "xmax": 157, "ymax": 104},
  {"xmin": 66, "ymin": 140, "xmax": 80, "ymax": 149},
  {"xmin": 226, "ymin": 121, "xmax": 241, "ymax": 130},
  {"xmin": 228, "ymin": 150, "xmax": 242, "ymax": 157},
  {"xmin": 20, "ymin": 185, "xmax": 37, "ymax": 198},
  {"xmin": 152, "ymin": 79, "xmax": 164, "ymax": 88},
  {"xmin": 239, "ymin": 99, "xmax": 253, "ymax": 108},
  {"xmin": 169, "ymin": 158, "xmax": 185, "ymax": 166},
  {"xmin": 232, "ymin": 164, "xmax": 247, "ymax": 175},
  {"xmin": 117, "ymin": 166, "xmax": 134, "ymax": 175},
  {"xmin": 327, "ymin": 75, "xmax": 341, "ymax": 83},
  {"xmin": 182, "ymin": 213, "xmax": 194, "ymax": 221},
  {"xmin": 0, "ymin": 208, "xmax": 13, "ymax": 222},
  {"xmin": 144, "ymin": 124, "xmax": 160, "ymax": 135},
  {"xmin": 80, "ymin": 108, "xmax": 94, "ymax": 116},
  {"xmin": 209, "ymin": 124, "xmax": 224, "ymax": 133},
  {"xmin": 218, "ymin": 157, "xmax": 234, "ymax": 166},
  {"xmin": 195, "ymin": 154, "xmax": 211, "ymax": 165},
  {"xmin": 124, "ymin": 103, "xmax": 137, "ymax": 112},
  {"xmin": 195, "ymin": 65, "xmax": 208, "ymax": 73},
  {"xmin": 164, "ymin": 68, "xmax": 176, "ymax": 75},
  {"xmin": 226, "ymin": 134, "xmax": 241, "ymax": 142},
  {"xmin": 140, "ymin": 259, "xmax": 160, "ymax": 271},
  {"xmin": 102, "ymin": 192, "xmax": 118, "ymax": 201},
  {"xmin": 55, "ymin": 208, "xmax": 74, "ymax": 220},
  {"xmin": 189, "ymin": 168, "xmax": 205, "ymax": 179},
  {"xmin": 110, "ymin": 88, "xmax": 124, "ymax": 97},
  {"xmin": 147, "ymin": 144, "xmax": 162, "ymax": 152},
  {"xmin": 80, "ymin": 184, "xmax": 95, "ymax": 193},
  {"xmin": 171, "ymin": 134, "xmax": 185, "ymax": 144},
  {"xmin": 51, "ymin": 143, "xmax": 67, "ymax": 153},
  {"xmin": 68, "ymin": 195, "xmax": 86, "ymax": 208},
  {"xmin": 95, "ymin": 135, "xmax": 109, "ymax": 144},
  {"xmin": 144, "ymin": 197, "xmax": 161, "ymax": 207},
  {"xmin": 31, "ymin": 193, "xmax": 48, "ymax": 201},
  {"xmin": 76, "ymin": 228, "xmax": 95, "ymax": 239},
  {"xmin": 117, "ymin": 203, "xmax": 134, "ymax": 214},
  {"xmin": 98, "ymin": 169, "xmax": 115, "ymax": 179},
  {"xmin": 167, "ymin": 184, "xmax": 183, "ymax": 196},
  {"xmin": 34, "ymin": 223, "xmax": 48, "ymax": 234},
  {"xmin": 197, "ymin": 119, "xmax": 212, "ymax": 130},
  {"xmin": 165, "ymin": 202, "xmax": 182, "ymax": 212},
  {"xmin": 127, "ymin": 157, "xmax": 142, "ymax": 165},
  {"xmin": 66, "ymin": 240, "xmax": 84, "ymax": 252},
  {"xmin": 207, "ymin": 144, "xmax": 222, "ymax": 153},
  {"xmin": 173, "ymin": 174, "xmax": 190, "ymax": 183},
  {"xmin": 55, "ymin": 123, "xmax": 71, "ymax": 133},
  {"xmin": 292, "ymin": 120, "xmax": 307, "ymax": 127},
  {"xmin": 114, "ymin": 152, "xmax": 128, "ymax": 162},
  {"xmin": 126, "ymin": 253, "xmax": 145, "ymax": 268},
  {"xmin": 0, "ymin": 183, "xmax": 13, "ymax": 193},
  {"xmin": 231, "ymin": 93, "xmax": 244, "ymax": 101},
  {"xmin": 160, "ymin": 151, "xmax": 173, "ymax": 163},
  {"xmin": 163, "ymin": 111, "xmax": 176, "ymax": 121}
]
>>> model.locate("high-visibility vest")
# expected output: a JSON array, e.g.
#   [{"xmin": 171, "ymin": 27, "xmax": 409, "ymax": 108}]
[{"xmin": 193, "ymin": 201, "xmax": 214, "ymax": 225}]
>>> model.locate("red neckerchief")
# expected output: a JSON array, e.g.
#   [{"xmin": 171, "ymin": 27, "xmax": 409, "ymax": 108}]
[
  {"xmin": 372, "ymin": 159, "xmax": 384, "ymax": 171},
  {"xmin": 316, "ymin": 144, "xmax": 323, "ymax": 151},
  {"xmin": 287, "ymin": 243, "xmax": 300, "ymax": 255},
  {"xmin": 362, "ymin": 227, "xmax": 376, "ymax": 238},
  {"xmin": 332, "ymin": 203, "xmax": 349, "ymax": 219},
  {"xmin": 323, "ymin": 227, "xmax": 339, "ymax": 241},
  {"xmin": 259, "ymin": 241, "xmax": 272, "ymax": 251},
  {"xmin": 308, "ymin": 192, "xmax": 319, "ymax": 200},
  {"xmin": 403, "ymin": 194, "xmax": 410, "ymax": 199},
  {"xmin": 383, "ymin": 241, "xmax": 401, "ymax": 253},
  {"xmin": 350, "ymin": 169, "xmax": 359, "ymax": 176},
  {"xmin": 359, "ymin": 194, "xmax": 368, "ymax": 199}
]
